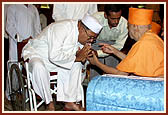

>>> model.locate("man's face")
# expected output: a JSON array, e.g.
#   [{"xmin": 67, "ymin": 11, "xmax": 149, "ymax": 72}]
[
  {"xmin": 78, "ymin": 24, "xmax": 98, "ymax": 45},
  {"xmin": 128, "ymin": 23, "xmax": 139, "ymax": 41},
  {"xmin": 105, "ymin": 10, "xmax": 122, "ymax": 28}
]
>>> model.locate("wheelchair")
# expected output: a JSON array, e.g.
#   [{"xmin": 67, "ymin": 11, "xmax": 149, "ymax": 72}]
[
  {"xmin": 7, "ymin": 37, "xmax": 58, "ymax": 111},
  {"xmin": 7, "ymin": 40, "xmax": 28, "ymax": 111}
]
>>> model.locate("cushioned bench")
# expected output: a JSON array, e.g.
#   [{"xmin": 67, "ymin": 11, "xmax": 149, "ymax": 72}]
[{"xmin": 86, "ymin": 74, "xmax": 164, "ymax": 111}]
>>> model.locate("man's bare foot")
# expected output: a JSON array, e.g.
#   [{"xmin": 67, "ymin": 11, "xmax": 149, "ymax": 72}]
[
  {"xmin": 46, "ymin": 101, "xmax": 55, "ymax": 111},
  {"xmin": 64, "ymin": 102, "xmax": 84, "ymax": 111}
]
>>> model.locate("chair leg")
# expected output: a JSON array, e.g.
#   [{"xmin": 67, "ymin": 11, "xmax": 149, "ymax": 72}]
[{"xmin": 81, "ymin": 85, "xmax": 85, "ymax": 108}]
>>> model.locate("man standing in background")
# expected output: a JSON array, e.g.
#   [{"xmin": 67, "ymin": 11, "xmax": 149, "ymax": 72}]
[
  {"xmin": 6, "ymin": 4, "xmax": 41, "ymax": 61},
  {"xmin": 4, "ymin": 4, "xmax": 11, "ymax": 93},
  {"xmin": 5, "ymin": 4, "xmax": 41, "ymax": 100},
  {"xmin": 52, "ymin": 4, "xmax": 98, "ymax": 21},
  {"xmin": 90, "ymin": 4, "xmax": 128, "ymax": 79}
]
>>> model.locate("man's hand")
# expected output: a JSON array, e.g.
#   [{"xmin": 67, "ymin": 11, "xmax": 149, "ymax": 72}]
[
  {"xmin": 87, "ymin": 51, "xmax": 99, "ymax": 65},
  {"xmin": 75, "ymin": 44, "xmax": 91, "ymax": 62},
  {"xmin": 88, "ymin": 48, "xmax": 98, "ymax": 57}
]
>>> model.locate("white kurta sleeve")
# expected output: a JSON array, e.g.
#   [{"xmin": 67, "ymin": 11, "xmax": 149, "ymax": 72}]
[
  {"xmin": 48, "ymin": 23, "xmax": 76, "ymax": 69},
  {"xmin": 112, "ymin": 18, "xmax": 128, "ymax": 50},
  {"xmin": 52, "ymin": 4, "xmax": 66, "ymax": 21},
  {"xmin": 6, "ymin": 5, "xmax": 17, "ymax": 40},
  {"xmin": 112, "ymin": 27, "xmax": 128, "ymax": 50}
]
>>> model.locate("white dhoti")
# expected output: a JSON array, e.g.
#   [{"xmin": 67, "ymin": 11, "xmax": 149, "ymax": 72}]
[
  {"xmin": 57, "ymin": 62, "xmax": 84, "ymax": 102},
  {"xmin": 29, "ymin": 58, "xmax": 52, "ymax": 104},
  {"xmin": 28, "ymin": 57, "xmax": 84, "ymax": 104},
  {"xmin": 5, "ymin": 37, "xmax": 18, "ymax": 100},
  {"xmin": 9, "ymin": 37, "xmax": 18, "ymax": 61}
]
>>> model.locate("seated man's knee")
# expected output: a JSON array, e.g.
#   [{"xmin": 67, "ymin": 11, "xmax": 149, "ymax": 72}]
[{"xmin": 29, "ymin": 58, "xmax": 46, "ymax": 72}]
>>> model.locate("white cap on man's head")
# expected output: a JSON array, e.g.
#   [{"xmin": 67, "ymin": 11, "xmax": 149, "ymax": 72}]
[{"xmin": 81, "ymin": 14, "xmax": 102, "ymax": 34}]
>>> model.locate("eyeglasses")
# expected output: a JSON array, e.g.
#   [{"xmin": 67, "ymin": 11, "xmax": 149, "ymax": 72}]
[{"xmin": 83, "ymin": 26, "xmax": 96, "ymax": 40}]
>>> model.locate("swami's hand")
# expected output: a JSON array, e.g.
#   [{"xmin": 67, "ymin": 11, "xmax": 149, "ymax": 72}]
[
  {"xmin": 99, "ymin": 43, "xmax": 118, "ymax": 54},
  {"xmin": 87, "ymin": 51, "xmax": 99, "ymax": 65}
]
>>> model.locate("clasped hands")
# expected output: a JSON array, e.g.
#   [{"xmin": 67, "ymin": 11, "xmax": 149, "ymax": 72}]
[
  {"xmin": 75, "ymin": 43, "xmax": 93, "ymax": 63},
  {"xmin": 76, "ymin": 43, "xmax": 118, "ymax": 65}
]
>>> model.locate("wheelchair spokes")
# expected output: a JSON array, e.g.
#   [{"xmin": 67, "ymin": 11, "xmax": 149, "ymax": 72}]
[{"xmin": 9, "ymin": 64, "xmax": 26, "ymax": 111}]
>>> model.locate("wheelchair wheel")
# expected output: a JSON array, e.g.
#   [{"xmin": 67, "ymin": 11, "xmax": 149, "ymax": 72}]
[{"xmin": 9, "ymin": 64, "xmax": 26, "ymax": 111}]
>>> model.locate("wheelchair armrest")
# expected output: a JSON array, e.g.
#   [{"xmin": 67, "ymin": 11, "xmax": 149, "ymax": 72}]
[{"xmin": 24, "ymin": 59, "xmax": 29, "ymax": 63}]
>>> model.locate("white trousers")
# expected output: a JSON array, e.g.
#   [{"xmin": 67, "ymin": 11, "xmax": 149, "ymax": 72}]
[
  {"xmin": 9, "ymin": 37, "xmax": 18, "ymax": 61},
  {"xmin": 57, "ymin": 62, "xmax": 84, "ymax": 102},
  {"xmin": 29, "ymin": 58, "xmax": 52, "ymax": 104},
  {"xmin": 29, "ymin": 57, "xmax": 84, "ymax": 104},
  {"xmin": 5, "ymin": 37, "xmax": 18, "ymax": 100}
]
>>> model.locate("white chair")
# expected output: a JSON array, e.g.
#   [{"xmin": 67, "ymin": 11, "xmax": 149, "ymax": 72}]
[
  {"xmin": 25, "ymin": 62, "xmax": 85, "ymax": 111},
  {"xmin": 6, "ymin": 36, "xmax": 58, "ymax": 111},
  {"xmin": 24, "ymin": 62, "xmax": 58, "ymax": 111}
]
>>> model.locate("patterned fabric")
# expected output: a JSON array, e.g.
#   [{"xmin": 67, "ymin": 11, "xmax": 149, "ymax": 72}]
[{"xmin": 86, "ymin": 75, "xmax": 164, "ymax": 111}]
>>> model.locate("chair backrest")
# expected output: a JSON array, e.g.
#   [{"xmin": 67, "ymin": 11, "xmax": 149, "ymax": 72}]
[{"xmin": 17, "ymin": 41, "xmax": 28, "ymax": 62}]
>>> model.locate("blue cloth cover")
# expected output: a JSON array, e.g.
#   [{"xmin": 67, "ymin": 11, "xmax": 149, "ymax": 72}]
[{"xmin": 86, "ymin": 75, "xmax": 164, "ymax": 111}]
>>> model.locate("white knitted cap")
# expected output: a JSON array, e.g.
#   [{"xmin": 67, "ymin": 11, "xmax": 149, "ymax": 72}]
[{"xmin": 81, "ymin": 14, "xmax": 102, "ymax": 34}]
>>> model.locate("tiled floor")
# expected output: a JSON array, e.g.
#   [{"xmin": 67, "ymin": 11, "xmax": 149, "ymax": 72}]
[
  {"xmin": 4, "ymin": 85, "xmax": 87, "ymax": 111},
  {"xmin": 4, "ymin": 96, "xmax": 64, "ymax": 111}
]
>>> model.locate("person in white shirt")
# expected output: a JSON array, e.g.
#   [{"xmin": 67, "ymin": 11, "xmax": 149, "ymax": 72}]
[
  {"xmin": 6, "ymin": 4, "xmax": 41, "ymax": 61},
  {"xmin": 4, "ymin": 4, "xmax": 11, "ymax": 93},
  {"xmin": 4, "ymin": 4, "xmax": 10, "ymax": 39},
  {"xmin": 52, "ymin": 4, "xmax": 97, "ymax": 21},
  {"xmin": 22, "ymin": 14, "xmax": 102, "ymax": 111},
  {"xmin": 90, "ymin": 4, "xmax": 128, "ymax": 79},
  {"xmin": 5, "ymin": 4, "xmax": 41, "ymax": 107}
]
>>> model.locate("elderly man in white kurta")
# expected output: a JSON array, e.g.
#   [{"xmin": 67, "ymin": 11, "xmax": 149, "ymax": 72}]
[
  {"xmin": 6, "ymin": 4, "xmax": 41, "ymax": 61},
  {"xmin": 52, "ymin": 4, "xmax": 97, "ymax": 21},
  {"xmin": 52, "ymin": 4, "xmax": 98, "ymax": 82},
  {"xmin": 22, "ymin": 14, "xmax": 102, "ymax": 111}
]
